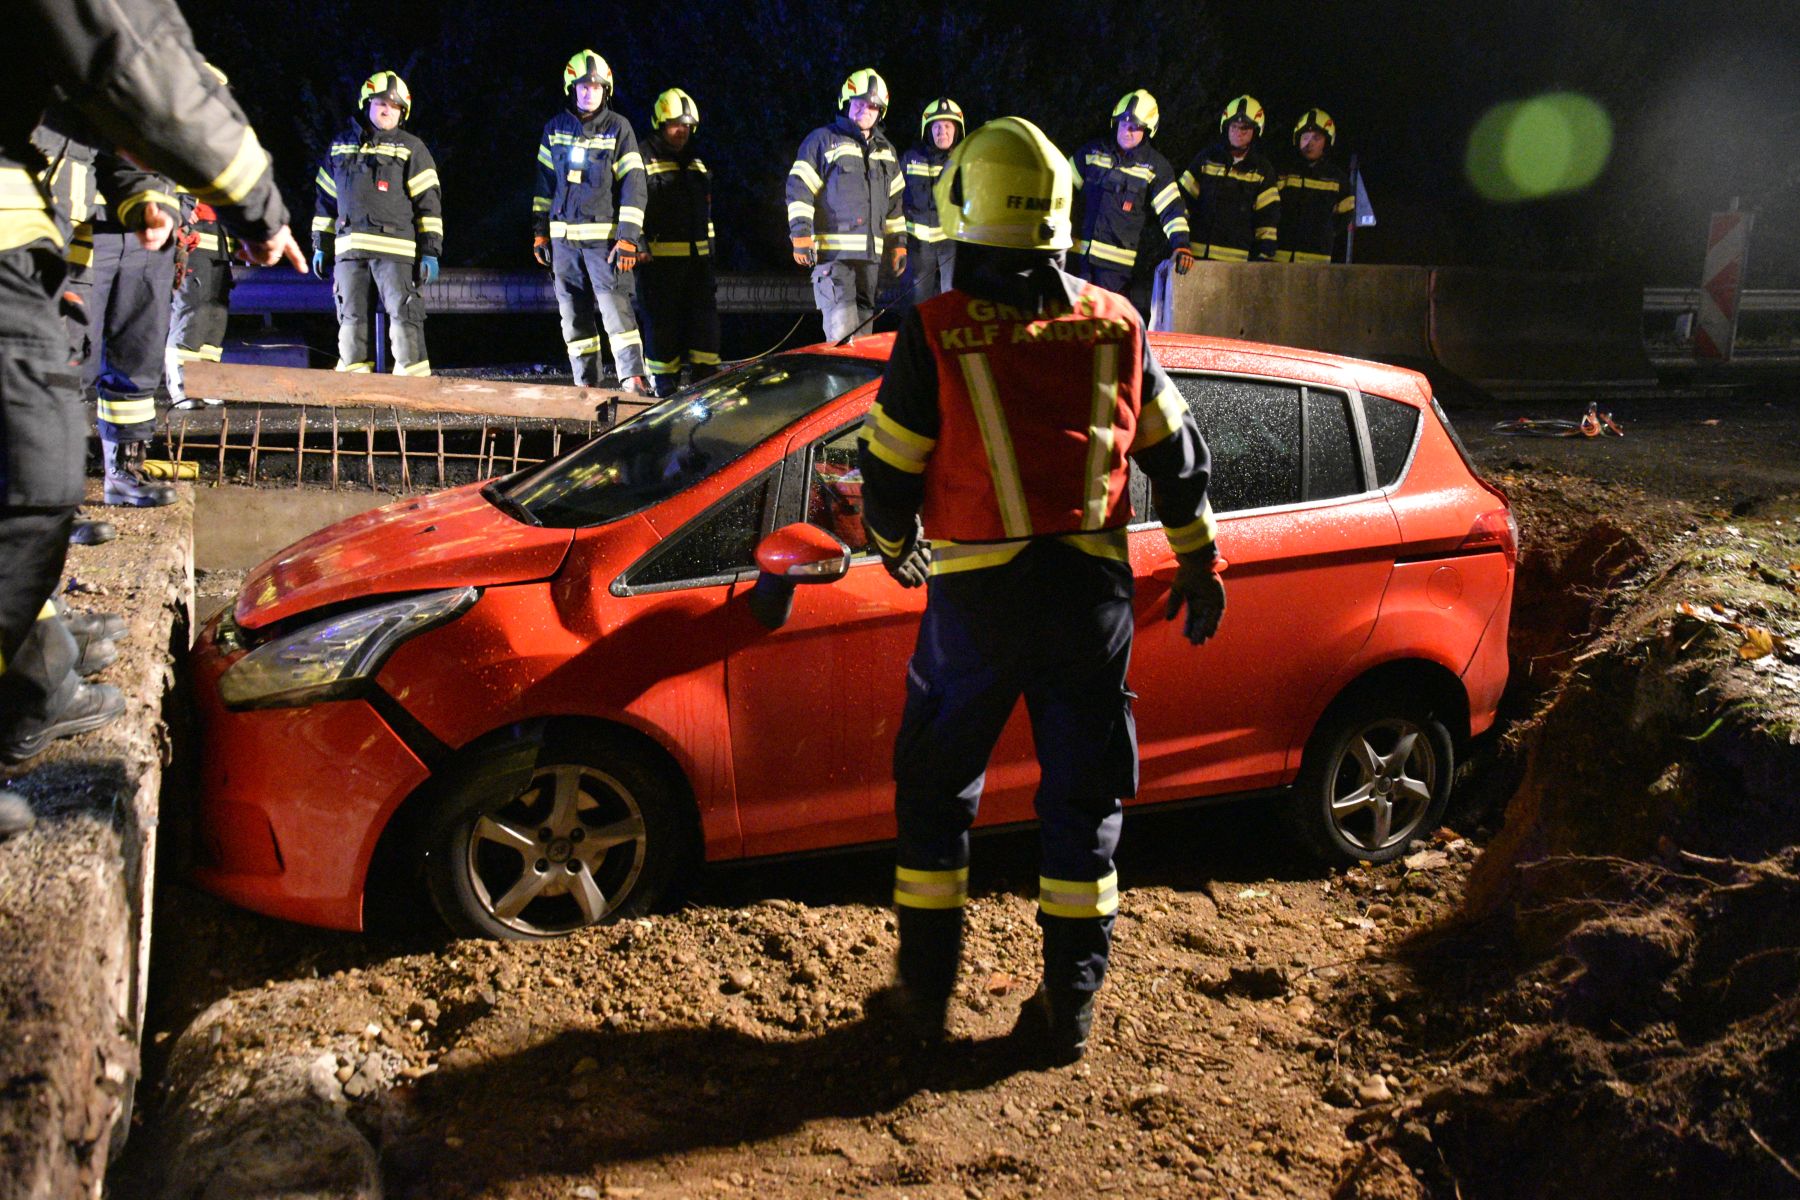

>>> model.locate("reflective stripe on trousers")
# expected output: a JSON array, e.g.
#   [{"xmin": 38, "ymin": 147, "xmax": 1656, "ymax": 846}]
[
  {"xmin": 810, "ymin": 259, "xmax": 878, "ymax": 344},
  {"xmin": 81, "ymin": 231, "xmax": 174, "ymax": 441},
  {"xmin": 551, "ymin": 240, "xmax": 644, "ymax": 384},
  {"xmin": 637, "ymin": 256, "xmax": 720, "ymax": 380},
  {"xmin": 332, "ymin": 258, "xmax": 429, "ymax": 375}
]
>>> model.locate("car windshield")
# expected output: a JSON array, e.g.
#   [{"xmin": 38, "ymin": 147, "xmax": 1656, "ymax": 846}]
[{"xmin": 498, "ymin": 354, "xmax": 883, "ymax": 529}]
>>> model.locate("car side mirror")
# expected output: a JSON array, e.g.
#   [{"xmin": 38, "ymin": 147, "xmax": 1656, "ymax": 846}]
[{"xmin": 747, "ymin": 523, "xmax": 852, "ymax": 629}]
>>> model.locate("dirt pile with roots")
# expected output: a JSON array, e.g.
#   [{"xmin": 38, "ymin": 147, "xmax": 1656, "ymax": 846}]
[{"xmin": 1337, "ymin": 477, "xmax": 1800, "ymax": 1199}]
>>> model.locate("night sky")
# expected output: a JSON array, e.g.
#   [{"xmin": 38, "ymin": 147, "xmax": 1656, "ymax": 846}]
[{"xmin": 184, "ymin": 0, "xmax": 1800, "ymax": 286}]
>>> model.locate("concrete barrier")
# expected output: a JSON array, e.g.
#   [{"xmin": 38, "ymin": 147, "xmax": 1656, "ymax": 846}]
[{"xmin": 1155, "ymin": 262, "xmax": 1656, "ymax": 389}]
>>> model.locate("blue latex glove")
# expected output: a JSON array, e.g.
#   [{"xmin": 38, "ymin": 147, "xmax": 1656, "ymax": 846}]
[
  {"xmin": 418, "ymin": 255, "xmax": 439, "ymax": 285},
  {"xmin": 310, "ymin": 249, "xmax": 327, "ymax": 280}
]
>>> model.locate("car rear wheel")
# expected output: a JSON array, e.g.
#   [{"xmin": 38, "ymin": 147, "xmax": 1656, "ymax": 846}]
[
  {"xmin": 423, "ymin": 737, "xmax": 696, "ymax": 940},
  {"xmin": 1287, "ymin": 696, "xmax": 1454, "ymax": 865}
]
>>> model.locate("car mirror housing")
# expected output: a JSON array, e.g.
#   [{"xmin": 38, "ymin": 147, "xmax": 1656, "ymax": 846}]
[{"xmin": 748, "ymin": 524, "xmax": 852, "ymax": 629}]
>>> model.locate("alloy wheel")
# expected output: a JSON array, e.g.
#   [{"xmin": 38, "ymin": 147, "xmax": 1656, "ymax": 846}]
[{"xmin": 1325, "ymin": 717, "xmax": 1440, "ymax": 853}]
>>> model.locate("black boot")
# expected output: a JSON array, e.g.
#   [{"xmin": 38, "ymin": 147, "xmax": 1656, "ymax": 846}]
[
  {"xmin": 69, "ymin": 517, "xmax": 117, "ymax": 545},
  {"xmin": 102, "ymin": 437, "xmax": 177, "ymax": 507},
  {"xmin": 1010, "ymin": 988, "xmax": 1097, "ymax": 1066},
  {"xmin": 0, "ymin": 681, "xmax": 125, "ymax": 763},
  {"xmin": 61, "ymin": 609, "xmax": 126, "ymax": 644},
  {"xmin": 886, "ymin": 905, "xmax": 965, "ymax": 1043},
  {"xmin": 66, "ymin": 615, "xmax": 120, "ymax": 678}
]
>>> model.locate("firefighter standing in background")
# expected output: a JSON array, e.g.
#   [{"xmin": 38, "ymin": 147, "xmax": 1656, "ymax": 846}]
[
  {"xmin": 533, "ymin": 51, "xmax": 652, "ymax": 395},
  {"xmin": 787, "ymin": 69, "xmax": 906, "ymax": 343},
  {"xmin": 2, "ymin": 0, "xmax": 302, "ymax": 771},
  {"xmin": 857, "ymin": 117, "xmax": 1225, "ymax": 1063},
  {"xmin": 636, "ymin": 88, "xmax": 719, "ymax": 397},
  {"xmin": 1068, "ymin": 91, "xmax": 1194, "ymax": 320},
  {"xmin": 1180, "ymin": 95, "xmax": 1280, "ymax": 262},
  {"xmin": 899, "ymin": 97, "xmax": 964, "ymax": 299},
  {"xmin": 312, "ymin": 72, "xmax": 442, "ymax": 376},
  {"xmin": 1276, "ymin": 108, "xmax": 1354, "ymax": 264},
  {"xmin": 167, "ymin": 187, "xmax": 236, "ymax": 406}
]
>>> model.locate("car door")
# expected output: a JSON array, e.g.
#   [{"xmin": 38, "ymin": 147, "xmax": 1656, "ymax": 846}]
[{"xmin": 1128, "ymin": 370, "xmax": 1404, "ymax": 801}]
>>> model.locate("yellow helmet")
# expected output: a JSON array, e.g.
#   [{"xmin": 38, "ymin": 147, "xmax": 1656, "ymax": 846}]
[
  {"xmin": 653, "ymin": 88, "xmax": 699, "ymax": 128},
  {"xmin": 1111, "ymin": 90, "xmax": 1161, "ymax": 138},
  {"xmin": 359, "ymin": 71, "xmax": 412, "ymax": 121},
  {"xmin": 563, "ymin": 50, "xmax": 614, "ymax": 100},
  {"xmin": 920, "ymin": 97, "xmax": 965, "ymax": 138},
  {"xmin": 838, "ymin": 68, "xmax": 889, "ymax": 113},
  {"xmin": 934, "ymin": 116, "xmax": 1072, "ymax": 252},
  {"xmin": 1293, "ymin": 107, "xmax": 1337, "ymax": 147},
  {"xmin": 1219, "ymin": 94, "xmax": 1266, "ymax": 135}
]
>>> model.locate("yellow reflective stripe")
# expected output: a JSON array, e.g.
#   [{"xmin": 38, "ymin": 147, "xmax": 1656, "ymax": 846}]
[
  {"xmin": 787, "ymin": 200, "xmax": 816, "ymax": 224},
  {"xmin": 114, "ymin": 190, "xmax": 177, "ymax": 227},
  {"xmin": 904, "ymin": 162, "xmax": 943, "ymax": 177},
  {"xmin": 1164, "ymin": 216, "xmax": 1190, "ymax": 236},
  {"xmin": 1202, "ymin": 163, "xmax": 1228, "ymax": 177},
  {"xmin": 1281, "ymin": 250, "xmax": 1331, "ymax": 264},
  {"xmin": 1081, "ymin": 342, "xmax": 1120, "ymax": 531},
  {"xmin": 1136, "ymin": 381, "xmax": 1185, "ymax": 451},
  {"xmin": 646, "ymin": 240, "xmax": 710, "ymax": 256},
  {"xmin": 929, "ymin": 538, "xmax": 1030, "ymax": 575},
  {"xmin": 97, "ymin": 395, "xmax": 155, "ymax": 424},
  {"xmin": 616, "ymin": 205, "xmax": 645, "ymax": 228},
  {"xmin": 1060, "ymin": 528, "xmax": 1130, "ymax": 562},
  {"xmin": 38, "ymin": 600, "xmax": 58, "ymax": 620},
  {"xmin": 958, "ymin": 354, "xmax": 1032, "ymax": 538},
  {"xmin": 644, "ymin": 161, "xmax": 681, "ymax": 176},
  {"xmin": 550, "ymin": 221, "xmax": 617, "ymax": 241},
  {"xmin": 174, "ymin": 344, "xmax": 224, "ymax": 362},
  {"xmin": 1152, "ymin": 182, "xmax": 1179, "ymax": 212},
  {"xmin": 1039, "ymin": 873, "xmax": 1120, "ymax": 919},
  {"xmin": 1255, "ymin": 187, "xmax": 1280, "ymax": 210},
  {"xmin": 338, "ymin": 232, "xmax": 418, "ymax": 257},
  {"xmin": 906, "ymin": 221, "xmax": 944, "ymax": 242},
  {"xmin": 309, "ymin": 215, "xmax": 333, "ymax": 233},
  {"xmin": 884, "ymin": 216, "xmax": 905, "ymax": 234},
  {"xmin": 614, "ymin": 152, "xmax": 644, "ymax": 177},
  {"xmin": 814, "ymin": 232, "xmax": 869, "ymax": 252},
  {"xmin": 199, "ymin": 127, "xmax": 270, "ymax": 205},
  {"xmin": 1335, "ymin": 196, "xmax": 1357, "ymax": 214},
  {"xmin": 416, "ymin": 216, "xmax": 444, "ymax": 235},
  {"xmin": 333, "ymin": 142, "xmax": 411, "ymax": 161},
  {"xmin": 1255, "ymin": 226, "xmax": 1278, "ymax": 241},
  {"xmin": 690, "ymin": 350, "xmax": 720, "ymax": 365},
  {"xmin": 1178, "ymin": 169, "xmax": 1199, "ymax": 196},
  {"xmin": 609, "ymin": 329, "xmax": 643, "ymax": 354},
  {"xmin": 537, "ymin": 144, "xmax": 554, "ymax": 169},
  {"xmin": 789, "ymin": 160, "xmax": 823, "ymax": 193},
  {"xmin": 894, "ymin": 865, "xmax": 969, "ymax": 910},
  {"xmin": 1164, "ymin": 501, "xmax": 1218, "ymax": 555},
  {"xmin": 1197, "ymin": 243, "xmax": 1249, "ymax": 262},
  {"xmin": 335, "ymin": 361, "xmax": 375, "ymax": 372},
  {"xmin": 406, "ymin": 168, "xmax": 440, "ymax": 197},
  {"xmin": 823, "ymin": 144, "xmax": 863, "ymax": 163},
  {"xmin": 566, "ymin": 335, "xmax": 603, "ymax": 356},
  {"xmin": 194, "ymin": 231, "xmax": 222, "ymax": 252},
  {"xmin": 531, "ymin": 196, "xmax": 551, "ymax": 213},
  {"xmin": 394, "ymin": 359, "xmax": 432, "ymax": 377},
  {"xmin": 644, "ymin": 355, "xmax": 683, "ymax": 373},
  {"xmin": 859, "ymin": 400, "xmax": 936, "ymax": 474},
  {"xmin": 63, "ymin": 234, "xmax": 91, "ymax": 264},
  {"xmin": 1082, "ymin": 239, "xmax": 1137, "ymax": 268},
  {"xmin": 888, "ymin": 174, "xmax": 904, "ymax": 196},
  {"xmin": 870, "ymin": 526, "xmax": 907, "ymax": 558}
]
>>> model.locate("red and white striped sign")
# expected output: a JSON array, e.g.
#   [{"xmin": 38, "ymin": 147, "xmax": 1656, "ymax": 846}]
[{"xmin": 1694, "ymin": 210, "xmax": 1753, "ymax": 361}]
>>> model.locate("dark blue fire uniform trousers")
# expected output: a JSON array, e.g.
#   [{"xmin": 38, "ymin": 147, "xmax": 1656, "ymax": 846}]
[
  {"xmin": 904, "ymin": 236, "xmax": 955, "ymax": 300},
  {"xmin": 894, "ymin": 540, "xmax": 1136, "ymax": 1000},
  {"xmin": 80, "ymin": 229, "xmax": 174, "ymax": 443},
  {"xmin": 0, "ymin": 246, "xmax": 87, "ymax": 732}
]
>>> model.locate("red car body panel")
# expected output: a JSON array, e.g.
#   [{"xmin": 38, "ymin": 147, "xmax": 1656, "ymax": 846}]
[
  {"xmin": 235, "ymin": 483, "xmax": 575, "ymax": 630},
  {"xmin": 190, "ymin": 333, "xmax": 1514, "ymax": 931}
]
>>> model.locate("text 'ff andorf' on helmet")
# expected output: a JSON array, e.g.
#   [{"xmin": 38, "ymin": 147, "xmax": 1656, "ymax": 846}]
[
  {"xmin": 934, "ymin": 116, "xmax": 1072, "ymax": 252},
  {"xmin": 654, "ymin": 88, "xmax": 699, "ymax": 127},
  {"xmin": 563, "ymin": 51, "xmax": 613, "ymax": 100},
  {"xmin": 1112, "ymin": 90, "xmax": 1161, "ymax": 138},
  {"xmin": 839, "ymin": 68, "xmax": 889, "ymax": 113},
  {"xmin": 359, "ymin": 71, "xmax": 412, "ymax": 121},
  {"xmin": 1219, "ymin": 94, "xmax": 1265, "ymax": 134},
  {"xmin": 1293, "ymin": 107, "xmax": 1337, "ymax": 147},
  {"xmin": 920, "ymin": 97, "xmax": 965, "ymax": 138}
]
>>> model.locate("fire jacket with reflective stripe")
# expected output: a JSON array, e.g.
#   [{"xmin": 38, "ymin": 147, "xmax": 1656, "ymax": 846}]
[
  {"xmin": 857, "ymin": 267, "xmax": 1216, "ymax": 574},
  {"xmin": 533, "ymin": 106, "xmax": 645, "ymax": 246},
  {"xmin": 1275, "ymin": 155, "xmax": 1353, "ymax": 263},
  {"xmin": 899, "ymin": 141, "xmax": 951, "ymax": 244},
  {"xmin": 313, "ymin": 119, "xmax": 443, "ymax": 263},
  {"xmin": 4, "ymin": 0, "xmax": 287, "ymax": 257},
  {"xmin": 1179, "ymin": 142, "xmax": 1279, "ymax": 261},
  {"xmin": 30, "ymin": 126, "xmax": 169, "ymax": 256},
  {"xmin": 786, "ymin": 116, "xmax": 903, "ymax": 263},
  {"xmin": 1069, "ymin": 138, "xmax": 1190, "ymax": 273},
  {"xmin": 179, "ymin": 190, "xmax": 234, "ymax": 262},
  {"xmin": 641, "ymin": 133, "xmax": 713, "ymax": 258}
]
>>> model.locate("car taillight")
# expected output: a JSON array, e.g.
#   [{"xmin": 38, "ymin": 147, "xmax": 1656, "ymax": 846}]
[{"xmin": 1459, "ymin": 508, "xmax": 1518, "ymax": 567}]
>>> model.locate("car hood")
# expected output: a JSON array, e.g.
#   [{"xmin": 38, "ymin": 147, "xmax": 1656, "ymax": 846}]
[{"xmin": 234, "ymin": 484, "xmax": 575, "ymax": 630}]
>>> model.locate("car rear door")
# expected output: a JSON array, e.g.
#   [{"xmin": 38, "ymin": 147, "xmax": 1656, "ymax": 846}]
[{"xmin": 1128, "ymin": 368, "xmax": 1404, "ymax": 800}]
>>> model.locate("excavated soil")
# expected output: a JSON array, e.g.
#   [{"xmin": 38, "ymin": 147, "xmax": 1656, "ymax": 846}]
[{"xmin": 108, "ymin": 387, "xmax": 1800, "ymax": 1199}]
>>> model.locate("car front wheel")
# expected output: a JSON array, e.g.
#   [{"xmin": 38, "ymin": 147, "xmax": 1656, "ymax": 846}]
[
  {"xmin": 423, "ymin": 738, "xmax": 695, "ymax": 940},
  {"xmin": 1287, "ymin": 697, "xmax": 1454, "ymax": 865}
]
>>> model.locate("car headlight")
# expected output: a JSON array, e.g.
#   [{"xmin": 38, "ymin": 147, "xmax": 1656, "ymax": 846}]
[{"xmin": 218, "ymin": 587, "xmax": 479, "ymax": 710}]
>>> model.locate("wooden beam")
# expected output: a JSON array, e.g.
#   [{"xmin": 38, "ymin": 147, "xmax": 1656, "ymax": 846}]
[{"xmin": 183, "ymin": 362, "xmax": 654, "ymax": 424}]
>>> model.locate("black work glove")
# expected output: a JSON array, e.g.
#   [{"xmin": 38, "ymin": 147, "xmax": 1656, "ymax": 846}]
[
  {"xmin": 1166, "ymin": 551, "xmax": 1226, "ymax": 645},
  {"xmin": 881, "ymin": 517, "xmax": 930, "ymax": 588}
]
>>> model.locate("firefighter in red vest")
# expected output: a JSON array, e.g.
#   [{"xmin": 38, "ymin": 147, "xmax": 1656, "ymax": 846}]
[{"xmin": 857, "ymin": 116, "xmax": 1226, "ymax": 1064}]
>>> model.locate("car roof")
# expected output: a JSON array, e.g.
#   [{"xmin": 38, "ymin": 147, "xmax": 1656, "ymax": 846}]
[{"xmin": 805, "ymin": 330, "xmax": 1432, "ymax": 408}]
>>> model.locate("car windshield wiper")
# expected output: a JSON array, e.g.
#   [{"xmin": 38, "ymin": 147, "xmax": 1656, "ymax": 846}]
[{"xmin": 481, "ymin": 481, "xmax": 542, "ymax": 527}]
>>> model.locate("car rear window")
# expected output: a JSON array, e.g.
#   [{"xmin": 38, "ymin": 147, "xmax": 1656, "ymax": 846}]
[
  {"xmin": 1172, "ymin": 375, "xmax": 1301, "ymax": 512},
  {"xmin": 500, "ymin": 354, "xmax": 881, "ymax": 529},
  {"xmin": 1364, "ymin": 394, "xmax": 1421, "ymax": 488}
]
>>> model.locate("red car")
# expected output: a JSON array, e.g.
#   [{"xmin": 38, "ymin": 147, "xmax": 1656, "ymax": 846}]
[{"xmin": 191, "ymin": 333, "xmax": 1514, "ymax": 939}]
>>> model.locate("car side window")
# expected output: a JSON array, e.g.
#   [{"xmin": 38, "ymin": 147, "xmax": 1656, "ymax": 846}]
[
  {"xmin": 803, "ymin": 423, "xmax": 871, "ymax": 555},
  {"xmin": 629, "ymin": 473, "xmax": 773, "ymax": 588},
  {"xmin": 1364, "ymin": 394, "xmax": 1421, "ymax": 488},
  {"xmin": 1304, "ymin": 388, "xmax": 1363, "ymax": 500},
  {"xmin": 1173, "ymin": 375, "xmax": 1302, "ymax": 513}
]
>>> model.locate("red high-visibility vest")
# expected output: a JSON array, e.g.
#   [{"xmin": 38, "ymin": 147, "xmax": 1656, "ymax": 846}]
[{"xmin": 915, "ymin": 283, "xmax": 1145, "ymax": 543}]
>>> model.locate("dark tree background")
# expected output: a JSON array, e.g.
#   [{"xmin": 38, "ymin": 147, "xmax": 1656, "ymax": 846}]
[{"xmin": 185, "ymin": 0, "xmax": 1799, "ymax": 286}]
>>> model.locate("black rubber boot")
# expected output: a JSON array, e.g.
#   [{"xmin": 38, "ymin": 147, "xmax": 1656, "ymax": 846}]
[
  {"xmin": 101, "ymin": 437, "xmax": 177, "ymax": 507},
  {"xmin": 1010, "ymin": 988, "xmax": 1097, "ymax": 1066},
  {"xmin": 0, "ymin": 680, "xmax": 125, "ymax": 764},
  {"xmin": 69, "ymin": 518, "xmax": 117, "ymax": 546},
  {"xmin": 887, "ymin": 906, "xmax": 965, "ymax": 1044},
  {"xmin": 61, "ymin": 610, "xmax": 127, "ymax": 644},
  {"xmin": 0, "ymin": 790, "xmax": 34, "ymax": 838}
]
